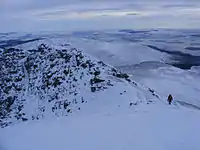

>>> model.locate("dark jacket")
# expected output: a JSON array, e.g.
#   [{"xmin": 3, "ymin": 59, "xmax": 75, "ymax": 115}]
[{"xmin": 168, "ymin": 94, "xmax": 173, "ymax": 104}]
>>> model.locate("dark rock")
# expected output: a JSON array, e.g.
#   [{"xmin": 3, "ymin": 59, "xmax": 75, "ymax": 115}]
[{"xmin": 91, "ymin": 87, "xmax": 96, "ymax": 92}]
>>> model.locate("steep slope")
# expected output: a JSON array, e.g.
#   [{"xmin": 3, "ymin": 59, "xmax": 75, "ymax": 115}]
[{"xmin": 0, "ymin": 40, "xmax": 159, "ymax": 127}]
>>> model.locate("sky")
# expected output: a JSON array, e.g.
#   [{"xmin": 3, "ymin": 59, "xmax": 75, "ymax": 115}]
[{"xmin": 0, "ymin": 0, "xmax": 200, "ymax": 32}]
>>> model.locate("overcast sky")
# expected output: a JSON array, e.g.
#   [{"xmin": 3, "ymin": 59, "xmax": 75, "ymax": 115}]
[{"xmin": 0, "ymin": 0, "xmax": 200, "ymax": 32}]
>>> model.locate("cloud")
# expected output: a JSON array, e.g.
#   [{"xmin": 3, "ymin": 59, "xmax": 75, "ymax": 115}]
[
  {"xmin": 36, "ymin": 10, "xmax": 141, "ymax": 20},
  {"xmin": 0, "ymin": 0, "xmax": 200, "ymax": 32}
]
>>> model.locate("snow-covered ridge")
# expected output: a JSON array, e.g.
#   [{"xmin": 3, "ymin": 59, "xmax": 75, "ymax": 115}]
[{"xmin": 0, "ymin": 40, "xmax": 159, "ymax": 128}]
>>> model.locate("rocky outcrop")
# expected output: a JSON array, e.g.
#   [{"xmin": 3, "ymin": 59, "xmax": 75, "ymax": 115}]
[{"xmin": 0, "ymin": 42, "xmax": 140, "ymax": 127}]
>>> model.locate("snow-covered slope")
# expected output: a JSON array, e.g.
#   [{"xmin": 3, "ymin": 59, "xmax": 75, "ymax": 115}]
[
  {"xmin": 1, "ymin": 103, "xmax": 200, "ymax": 150},
  {"xmin": 0, "ymin": 39, "xmax": 159, "ymax": 127},
  {"xmin": 118, "ymin": 64, "xmax": 200, "ymax": 109}
]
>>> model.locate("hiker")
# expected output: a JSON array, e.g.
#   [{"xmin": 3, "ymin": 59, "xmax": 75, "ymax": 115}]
[{"xmin": 167, "ymin": 94, "xmax": 173, "ymax": 105}]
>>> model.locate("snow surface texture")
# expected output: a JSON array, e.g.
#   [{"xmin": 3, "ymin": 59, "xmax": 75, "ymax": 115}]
[{"xmin": 1, "ymin": 104, "xmax": 200, "ymax": 150}]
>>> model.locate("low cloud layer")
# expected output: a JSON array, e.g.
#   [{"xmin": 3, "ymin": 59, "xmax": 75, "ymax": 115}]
[{"xmin": 0, "ymin": 0, "xmax": 200, "ymax": 32}]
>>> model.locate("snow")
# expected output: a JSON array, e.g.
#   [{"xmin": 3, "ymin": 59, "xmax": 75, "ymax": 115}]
[
  {"xmin": 1, "ymin": 103, "xmax": 200, "ymax": 150},
  {"xmin": 121, "ymin": 65, "xmax": 200, "ymax": 108},
  {"xmin": 1, "ymin": 29, "xmax": 200, "ymax": 150}
]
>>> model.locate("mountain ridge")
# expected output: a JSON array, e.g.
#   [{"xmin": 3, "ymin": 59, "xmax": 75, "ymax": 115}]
[{"xmin": 0, "ymin": 40, "xmax": 158, "ymax": 127}]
